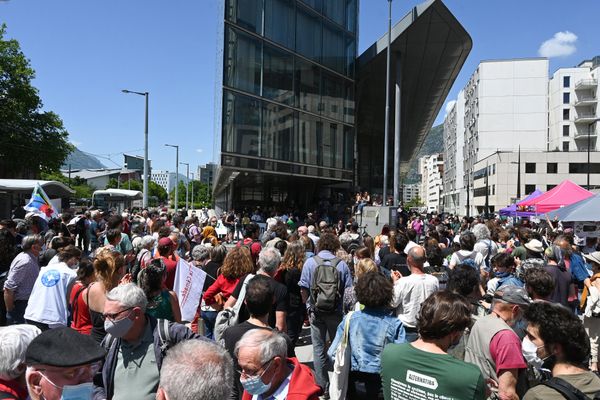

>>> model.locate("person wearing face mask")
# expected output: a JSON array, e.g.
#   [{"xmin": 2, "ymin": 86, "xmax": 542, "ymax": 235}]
[
  {"xmin": 25, "ymin": 327, "xmax": 106, "ymax": 400},
  {"xmin": 486, "ymin": 253, "xmax": 524, "ymax": 296},
  {"xmin": 23, "ymin": 245, "xmax": 82, "ymax": 331},
  {"xmin": 236, "ymin": 329, "xmax": 321, "ymax": 400},
  {"xmin": 465, "ymin": 285, "xmax": 531, "ymax": 400},
  {"xmin": 381, "ymin": 291, "xmax": 486, "ymax": 400},
  {"xmin": 522, "ymin": 302, "xmax": 600, "ymax": 399},
  {"xmin": 0, "ymin": 324, "xmax": 41, "ymax": 400},
  {"xmin": 95, "ymin": 283, "xmax": 204, "ymax": 400}
]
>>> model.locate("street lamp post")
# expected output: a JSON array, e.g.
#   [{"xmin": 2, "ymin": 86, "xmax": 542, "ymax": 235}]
[
  {"xmin": 588, "ymin": 118, "xmax": 600, "ymax": 190},
  {"xmin": 180, "ymin": 162, "xmax": 190, "ymax": 210},
  {"xmin": 382, "ymin": 0, "xmax": 392, "ymax": 205},
  {"xmin": 190, "ymin": 172, "xmax": 194, "ymax": 211},
  {"xmin": 122, "ymin": 89, "xmax": 149, "ymax": 208},
  {"xmin": 165, "ymin": 144, "xmax": 179, "ymax": 211}
]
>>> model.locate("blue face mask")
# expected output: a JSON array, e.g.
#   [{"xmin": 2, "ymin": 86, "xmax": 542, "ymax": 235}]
[
  {"xmin": 240, "ymin": 360, "xmax": 273, "ymax": 396},
  {"xmin": 494, "ymin": 271, "xmax": 510, "ymax": 279},
  {"xmin": 60, "ymin": 382, "xmax": 95, "ymax": 400}
]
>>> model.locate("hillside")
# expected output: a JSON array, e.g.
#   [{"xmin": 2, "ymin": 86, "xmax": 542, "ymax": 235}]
[
  {"xmin": 404, "ymin": 124, "xmax": 444, "ymax": 184},
  {"xmin": 62, "ymin": 147, "xmax": 105, "ymax": 170}
]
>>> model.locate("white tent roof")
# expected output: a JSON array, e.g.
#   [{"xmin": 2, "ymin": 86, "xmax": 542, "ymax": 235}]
[
  {"xmin": 92, "ymin": 189, "xmax": 142, "ymax": 199},
  {"xmin": 0, "ymin": 179, "xmax": 75, "ymax": 196}
]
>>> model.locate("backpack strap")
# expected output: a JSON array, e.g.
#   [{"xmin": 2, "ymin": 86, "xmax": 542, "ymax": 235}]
[
  {"xmin": 542, "ymin": 377, "xmax": 590, "ymax": 400},
  {"xmin": 157, "ymin": 318, "xmax": 171, "ymax": 355}
]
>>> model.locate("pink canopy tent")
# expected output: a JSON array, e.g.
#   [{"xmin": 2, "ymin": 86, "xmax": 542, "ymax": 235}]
[{"xmin": 518, "ymin": 180, "xmax": 594, "ymax": 214}]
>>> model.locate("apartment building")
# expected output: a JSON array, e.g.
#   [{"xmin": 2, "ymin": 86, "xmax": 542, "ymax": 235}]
[
  {"xmin": 419, "ymin": 154, "xmax": 444, "ymax": 213},
  {"xmin": 401, "ymin": 183, "xmax": 420, "ymax": 204}
]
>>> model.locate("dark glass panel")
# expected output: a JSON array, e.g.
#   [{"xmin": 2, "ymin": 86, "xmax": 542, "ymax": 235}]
[
  {"xmin": 296, "ymin": 8, "xmax": 322, "ymax": 62},
  {"xmin": 263, "ymin": 44, "xmax": 294, "ymax": 105},
  {"xmin": 298, "ymin": 0, "xmax": 322, "ymax": 13},
  {"xmin": 264, "ymin": 0, "xmax": 295, "ymax": 50},
  {"xmin": 323, "ymin": 0, "xmax": 344, "ymax": 26},
  {"xmin": 321, "ymin": 70, "xmax": 344, "ymax": 122},
  {"xmin": 346, "ymin": 0, "xmax": 357, "ymax": 33},
  {"xmin": 295, "ymin": 58, "xmax": 321, "ymax": 114},
  {"xmin": 262, "ymin": 103, "xmax": 296, "ymax": 162},
  {"xmin": 222, "ymin": 90, "xmax": 261, "ymax": 157},
  {"xmin": 297, "ymin": 112, "xmax": 320, "ymax": 165},
  {"xmin": 225, "ymin": 0, "xmax": 263, "ymax": 34},
  {"xmin": 344, "ymin": 126, "xmax": 354, "ymax": 170},
  {"xmin": 224, "ymin": 26, "xmax": 262, "ymax": 95},
  {"xmin": 322, "ymin": 22, "xmax": 345, "ymax": 73},
  {"xmin": 344, "ymin": 80, "xmax": 355, "ymax": 124},
  {"xmin": 345, "ymin": 36, "xmax": 356, "ymax": 77}
]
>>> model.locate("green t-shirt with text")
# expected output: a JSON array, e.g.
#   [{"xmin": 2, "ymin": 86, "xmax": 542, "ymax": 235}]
[{"xmin": 382, "ymin": 342, "xmax": 486, "ymax": 400}]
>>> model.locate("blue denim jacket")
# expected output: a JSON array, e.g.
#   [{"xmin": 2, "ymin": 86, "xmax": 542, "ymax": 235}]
[{"xmin": 328, "ymin": 308, "xmax": 405, "ymax": 374}]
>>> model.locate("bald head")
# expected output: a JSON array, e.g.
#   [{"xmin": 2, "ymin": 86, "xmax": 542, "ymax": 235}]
[{"xmin": 407, "ymin": 246, "xmax": 426, "ymax": 269}]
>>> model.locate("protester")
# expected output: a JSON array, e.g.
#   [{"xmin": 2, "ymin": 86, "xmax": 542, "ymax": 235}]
[
  {"xmin": 486, "ymin": 252, "xmax": 523, "ymax": 295},
  {"xmin": 544, "ymin": 245, "xmax": 573, "ymax": 307},
  {"xmin": 25, "ymin": 327, "xmax": 106, "ymax": 400},
  {"xmin": 0, "ymin": 324, "xmax": 41, "ymax": 400},
  {"xmin": 391, "ymin": 246, "xmax": 439, "ymax": 342},
  {"xmin": 523, "ymin": 301, "xmax": 600, "ymax": 399},
  {"xmin": 277, "ymin": 241, "xmax": 306, "ymax": 345},
  {"xmin": 449, "ymin": 231, "xmax": 485, "ymax": 273},
  {"xmin": 343, "ymin": 258, "xmax": 377, "ymax": 313},
  {"xmin": 523, "ymin": 267, "xmax": 555, "ymax": 302},
  {"xmin": 236, "ymin": 329, "xmax": 321, "ymax": 400},
  {"xmin": 3, "ymin": 235, "xmax": 43, "ymax": 325},
  {"xmin": 156, "ymin": 237, "xmax": 179, "ymax": 291},
  {"xmin": 381, "ymin": 291, "xmax": 486, "ymax": 400},
  {"xmin": 138, "ymin": 259, "xmax": 181, "ymax": 322},
  {"xmin": 582, "ymin": 251, "xmax": 600, "ymax": 373},
  {"xmin": 157, "ymin": 339, "xmax": 234, "ymax": 400},
  {"xmin": 96, "ymin": 283, "xmax": 203, "ymax": 399},
  {"xmin": 329, "ymin": 272, "xmax": 405, "ymax": 399},
  {"xmin": 69, "ymin": 259, "xmax": 95, "ymax": 335}
]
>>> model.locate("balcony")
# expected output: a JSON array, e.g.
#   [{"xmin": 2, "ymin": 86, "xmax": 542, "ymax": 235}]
[
  {"xmin": 575, "ymin": 96, "xmax": 598, "ymax": 107},
  {"xmin": 575, "ymin": 79, "xmax": 598, "ymax": 90},
  {"xmin": 574, "ymin": 113, "xmax": 600, "ymax": 124},
  {"xmin": 574, "ymin": 127, "xmax": 599, "ymax": 139}
]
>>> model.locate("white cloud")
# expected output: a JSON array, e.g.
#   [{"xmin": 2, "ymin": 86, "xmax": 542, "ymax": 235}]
[
  {"xmin": 70, "ymin": 140, "xmax": 82, "ymax": 147},
  {"xmin": 538, "ymin": 31, "xmax": 577, "ymax": 58},
  {"xmin": 196, "ymin": 148, "xmax": 203, "ymax": 153},
  {"xmin": 445, "ymin": 100, "xmax": 456, "ymax": 116}
]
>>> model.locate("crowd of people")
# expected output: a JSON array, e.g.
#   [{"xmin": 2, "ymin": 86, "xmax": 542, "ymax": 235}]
[{"xmin": 2, "ymin": 207, "xmax": 600, "ymax": 400}]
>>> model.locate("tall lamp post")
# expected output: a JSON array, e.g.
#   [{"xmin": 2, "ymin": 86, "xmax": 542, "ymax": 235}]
[
  {"xmin": 122, "ymin": 89, "xmax": 149, "ymax": 208},
  {"xmin": 382, "ymin": 0, "xmax": 392, "ymax": 205},
  {"xmin": 180, "ymin": 162, "xmax": 190, "ymax": 210},
  {"xmin": 165, "ymin": 144, "xmax": 179, "ymax": 211},
  {"xmin": 588, "ymin": 118, "xmax": 600, "ymax": 190},
  {"xmin": 190, "ymin": 172, "xmax": 195, "ymax": 211}
]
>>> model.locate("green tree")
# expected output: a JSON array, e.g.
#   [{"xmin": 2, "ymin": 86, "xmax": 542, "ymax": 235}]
[
  {"xmin": 148, "ymin": 181, "xmax": 167, "ymax": 202},
  {"xmin": 0, "ymin": 24, "xmax": 72, "ymax": 178},
  {"xmin": 40, "ymin": 171, "xmax": 94, "ymax": 199},
  {"xmin": 405, "ymin": 196, "xmax": 424, "ymax": 208},
  {"xmin": 170, "ymin": 179, "xmax": 211, "ymax": 209}
]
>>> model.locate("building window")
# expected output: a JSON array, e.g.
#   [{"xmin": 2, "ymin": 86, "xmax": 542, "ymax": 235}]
[
  {"xmin": 563, "ymin": 92, "xmax": 570, "ymax": 104},
  {"xmin": 222, "ymin": 90, "xmax": 261, "ymax": 157},
  {"xmin": 563, "ymin": 125, "xmax": 570, "ymax": 137},
  {"xmin": 264, "ymin": 0, "xmax": 296, "ymax": 50},
  {"xmin": 547, "ymin": 184, "xmax": 557, "ymax": 191},
  {"xmin": 525, "ymin": 184, "xmax": 536, "ymax": 195},
  {"xmin": 322, "ymin": 21, "xmax": 346, "ymax": 74},
  {"xmin": 569, "ymin": 163, "xmax": 600, "ymax": 174},
  {"xmin": 563, "ymin": 76, "xmax": 570, "ymax": 88},
  {"xmin": 563, "ymin": 109, "xmax": 570, "ymax": 120},
  {"xmin": 563, "ymin": 141, "xmax": 570, "ymax": 151},
  {"xmin": 296, "ymin": 7, "xmax": 322, "ymax": 63},
  {"xmin": 226, "ymin": 0, "xmax": 263, "ymax": 34},
  {"xmin": 547, "ymin": 163, "xmax": 558, "ymax": 174},
  {"xmin": 525, "ymin": 163, "xmax": 536, "ymax": 173},
  {"xmin": 295, "ymin": 58, "xmax": 321, "ymax": 115},
  {"xmin": 224, "ymin": 26, "xmax": 262, "ymax": 96},
  {"xmin": 262, "ymin": 44, "xmax": 294, "ymax": 105}
]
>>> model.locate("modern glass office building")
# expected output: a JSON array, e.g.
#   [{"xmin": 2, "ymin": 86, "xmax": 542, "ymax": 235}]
[{"xmin": 214, "ymin": 0, "xmax": 357, "ymax": 209}]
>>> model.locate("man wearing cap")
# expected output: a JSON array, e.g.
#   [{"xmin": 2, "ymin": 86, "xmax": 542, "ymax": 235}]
[
  {"xmin": 465, "ymin": 286, "xmax": 530, "ymax": 400},
  {"xmin": 25, "ymin": 327, "xmax": 106, "ymax": 400}
]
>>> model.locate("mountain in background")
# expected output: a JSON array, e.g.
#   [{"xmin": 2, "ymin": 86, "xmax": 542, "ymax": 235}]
[
  {"xmin": 62, "ymin": 147, "xmax": 105, "ymax": 170},
  {"xmin": 405, "ymin": 124, "xmax": 444, "ymax": 184}
]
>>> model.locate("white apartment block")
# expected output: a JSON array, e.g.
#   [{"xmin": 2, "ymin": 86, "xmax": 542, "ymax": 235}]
[
  {"xmin": 443, "ymin": 90, "xmax": 466, "ymax": 215},
  {"xmin": 401, "ymin": 184, "xmax": 420, "ymax": 204},
  {"xmin": 151, "ymin": 170, "xmax": 177, "ymax": 194},
  {"xmin": 472, "ymin": 151, "xmax": 600, "ymax": 214},
  {"xmin": 549, "ymin": 57, "xmax": 600, "ymax": 153},
  {"xmin": 419, "ymin": 154, "xmax": 444, "ymax": 213}
]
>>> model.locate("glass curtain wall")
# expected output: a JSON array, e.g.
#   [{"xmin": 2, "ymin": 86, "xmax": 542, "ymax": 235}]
[{"xmin": 222, "ymin": 0, "xmax": 357, "ymax": 177}]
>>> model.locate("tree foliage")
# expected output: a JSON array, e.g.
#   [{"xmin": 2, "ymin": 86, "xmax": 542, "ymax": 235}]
[
  {"xmin": 0, "ymin": 24, "xmax": 72, "ymax": 178},
  {"xmin": 40, "ymin": 171, "xmax": 94, "ymax": 199},
  {"xmin": 106, "ymin": 178, "xmax": 168, "ymax": 206},
  {"xmin": 170, "ymin": 179, "xmax": 211, "ymax": 209}
]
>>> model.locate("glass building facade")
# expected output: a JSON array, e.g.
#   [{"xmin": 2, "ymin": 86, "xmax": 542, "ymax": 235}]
[{"xmin": 218, "ymin": 0, "xmax": 357, "ymax": 207}]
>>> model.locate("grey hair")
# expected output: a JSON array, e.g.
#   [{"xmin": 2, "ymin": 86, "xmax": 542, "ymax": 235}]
[
  {"xmin": 472, "ymin": 223, "xmax": 490, "ymax": 241},
  {"xmin": 21, "ymin": 234, "xmax": 42, "ymax": 251},
  {"xmin": 192, "ymin": 245, "xmax": 210, "ymax": 262},
  {"xmin": 140, "ymin": 235, "xmax": 156, "ymax": 250},
  {"xmin": 258, "ymin": 247, "xmax": 281, "ymax": 274},
  {"xmin": 234, "ymin": 329, "xmax": 287, "ymax": 365},
  {"xmin": 106, "ymin": 283, "xmax": 148, "ymax": 312},
  {"xmin": 159, "ymin": 340, "xmax": 233, "ymax": 400},
  {"xmin": 407, "ymin": 246, "xmax": 426, "ymax": 266},
  {"xmin": 0, "ymin": 325, "xmax": 41, "ymax": 380}
]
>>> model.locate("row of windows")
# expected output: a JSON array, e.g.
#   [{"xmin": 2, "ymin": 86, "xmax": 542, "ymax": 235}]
[
  {"xmin": 222, "ymin": 90, "xmax": 354, "ymax": 170},
  {"xmin": 224, "ymin": 26, "xmax": 354, "ymax": 124},
  {"xmin": 524, "ymin": 162, "xmax": 599, "ymax": 174},
  {"xmin": 226, "ymin": 0, "xmax": 357, "ymax": 76}
]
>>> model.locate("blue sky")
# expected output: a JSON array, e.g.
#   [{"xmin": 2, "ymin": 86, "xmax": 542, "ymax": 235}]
[{"xmin": 2, "ymin": 0, "xmax": 600, "ymax": 173}]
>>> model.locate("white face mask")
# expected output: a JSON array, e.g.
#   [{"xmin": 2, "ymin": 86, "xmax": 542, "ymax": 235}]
[{"xmin": 522, "ymin": 336, "xmax": 544, "ymax": 368}]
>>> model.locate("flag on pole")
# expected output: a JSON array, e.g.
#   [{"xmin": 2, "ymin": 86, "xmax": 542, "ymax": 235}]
[
  {"xmin": 173, "ymin": 258, "xmax": 206, "ymax": 322},
  {"xmin": 23, "ymin": 183, "xmax": 58, "ymax": 221}
]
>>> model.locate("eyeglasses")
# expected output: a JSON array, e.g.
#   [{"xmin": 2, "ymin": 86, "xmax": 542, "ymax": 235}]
[
  {"xmin": 38, "ymin": 361, "xmax": 102, "ymax": 383},
  {"xmin": 237, "ymin": 358, "xmax": 275, "ymax": 379},
  {"xmin": 102, "ymin": 307, "xmax": 133, "ymax": 321}
]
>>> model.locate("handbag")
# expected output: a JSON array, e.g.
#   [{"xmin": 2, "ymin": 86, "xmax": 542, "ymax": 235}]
[
  {"xmin": 330, "ymin": 311, "xmax": 354, "ymax": 400},
  {"xmin": 213, "ymin": 274, "xmax": 255, "ymax": 343}
]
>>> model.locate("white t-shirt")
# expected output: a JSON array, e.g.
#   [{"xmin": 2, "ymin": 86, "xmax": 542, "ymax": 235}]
[
  {"xmin": 24, "ymin": 261, "xmax": 77, "ymax": 327},
  {"xmin": 449, "ymin": 250, "xmax": 485, "ymax": 270},
  {"xmin": 392, "ymin": 273, "xmax": 439, "ymax": 328}
]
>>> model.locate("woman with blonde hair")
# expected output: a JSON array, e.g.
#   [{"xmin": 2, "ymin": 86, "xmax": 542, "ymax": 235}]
[
  {"xmin": 277, "ymin": 240, "xmax": 306, "ymax": 345},
  {"xmin": 202, "ymin": 246, "xmax": 254, "ymax": 312},
  {"xmin": 84, "ymin": 248, "xmax": 126, "ymax": 343},
  {"xmin": 343, "ymin": 258, "xmax": 378, "ymax": 313}
]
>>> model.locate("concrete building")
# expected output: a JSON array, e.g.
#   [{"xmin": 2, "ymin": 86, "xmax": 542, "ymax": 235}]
[
  {"xmin": 401, "ymin": 184, "xmax": 420, "ymax": 204},
  {"xmin": 151, "ymin": 170, "xmax": 176, "ymax": 194},
  {"xmin": 62, "ymin": 168, "xmax": 140, "ymax": 190},
  {"xmin": 548, "ymin": 56, "xmax": 600, "ymax": 153},
  {"xmin": 443, "ymin": 90, "xmax": 466, "ymax": 215},
  {"xmin": 419, "ymin": 154, "xmax": 444, "ymax": 213},
  {"xmin": 198, "ymin": 163, "xmax": 217, "ymax": 185},
  {"xmin": 472, "ymin": 151, "xmax": 600, "ymax": 214}
]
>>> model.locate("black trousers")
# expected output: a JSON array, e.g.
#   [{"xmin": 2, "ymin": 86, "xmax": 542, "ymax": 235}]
[{"xmin": 347, "ymin": 371, "xmax": 383, "ymax": 400}]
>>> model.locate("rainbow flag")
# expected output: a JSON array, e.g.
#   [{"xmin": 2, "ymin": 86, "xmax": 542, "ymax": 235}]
[{"xmin": 24, "ymin": 183, "xmax": 58, "ymax": 220}]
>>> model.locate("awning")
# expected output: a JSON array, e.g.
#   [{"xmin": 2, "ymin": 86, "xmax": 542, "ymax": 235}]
[
  {"xmin": 0, "ymin": 179, "xmax": 75, "ymax": 197},
  {"xmin": 545, "ymin": 193, "xmax": 600, "ymax": 222},
  {"xmin": 519, "ymin": 180, "xmax": 594, "ymax": 214},
  {"xmin": 92, "ymin": 189, "xmax": 142, "ymax": 199}
]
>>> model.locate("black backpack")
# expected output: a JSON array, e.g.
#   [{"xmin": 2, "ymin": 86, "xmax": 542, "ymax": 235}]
[
  {"xmin": 310, "ymin": 256, "xmax": 342, "ymax": 313},
  {"xmin": 542, "ymin": 376, "xmax": 600, "ymax": 400}
]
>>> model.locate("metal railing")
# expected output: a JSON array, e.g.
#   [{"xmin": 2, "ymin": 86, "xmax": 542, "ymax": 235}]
[{"xmin": 575, "ymin": 79, "xmax": 598, "ymax": 89}]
